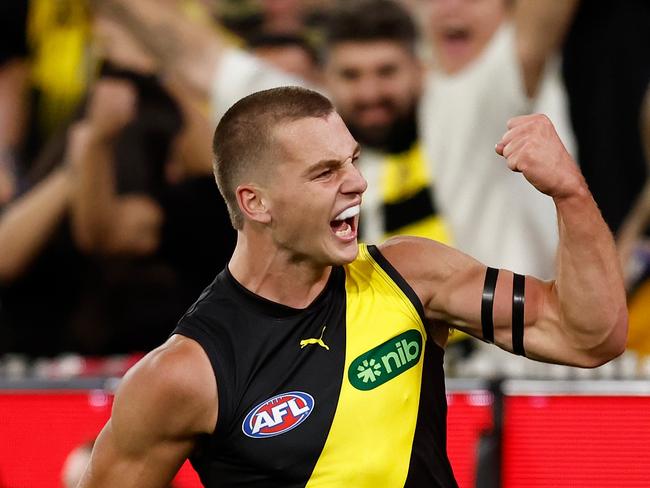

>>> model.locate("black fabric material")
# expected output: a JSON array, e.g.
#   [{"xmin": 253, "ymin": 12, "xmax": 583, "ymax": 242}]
[
  {"xmin": 0, "ymin": 218, "xmax": 89, "ymax": 356},
  {"xmin": 512, "ymin": 273, "xmax": 526, "ymax": 357},
  {"xmin": 0, "ymin": 0, "xmax": 28, "ymax": 66},
  {"xmin": 367, "ymin": 244, "xmax": 425, "ymax": 322},
  {"xmin": 481, "ymin": 267, "xmax": 499, "ymax": 344},
  {"xmin": 562, "ymin": 0, "xmax": 650, "ymax": 232},
  {"xmin": 173, "ymin": 267, "xmax": 347, "ymax": 487},
  {"xmin": 383, "ymin": 186, "xmax": 438, "ymax": 234},
  {"xmin": 404, "ymin": 340, "xmax": 458, "ymax": 488}
]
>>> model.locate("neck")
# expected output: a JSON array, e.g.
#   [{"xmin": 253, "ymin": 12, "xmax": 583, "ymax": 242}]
[{"xmin": 228, "ymin": 231, "xmax": 333, "ymax": 309}]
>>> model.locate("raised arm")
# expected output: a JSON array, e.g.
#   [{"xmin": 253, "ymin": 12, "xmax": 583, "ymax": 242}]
[
  {"xmin": 0, "ymin": 60, "xmax": 29, "ymax": 204},
  {"xmin": 382, "ymin": 114, "xmax": 627, "ymax": 367},
  {"xmin": 0, "ymin": 165, "xmax": 73, "ymax": 282},
  {"xmin": 78, "ymin": 335, "xmax": 217, "ymax": 488},
  {"xmin": 69, "ymin": 79, "xmax": 163, "ymax": 255},
  {"xmin": 94, "ymin": 0, "xmax": 225, "ymax": 100},
  {"xmin": 514, "ymin": 0, "xmax": 580, "ymax": 97}
]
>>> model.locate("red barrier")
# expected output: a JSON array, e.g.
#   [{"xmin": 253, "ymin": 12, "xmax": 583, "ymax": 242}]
[
  {"xmin": 16, "ymin": 389, "xmax": 649, "ymax": 487},
  {"xmin": 0, "ymin": 391, "xmax": 200, "ymax": 488},
  {"xmin": 503, "ymin": 395, "xmax": 650, "ymax": 488},
  {"xmin": 0, "ymin": 390, "xmax": 493, "ymax": 487}
]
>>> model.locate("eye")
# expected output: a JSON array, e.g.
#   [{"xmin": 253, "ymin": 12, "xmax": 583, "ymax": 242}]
[
  {"xmin": 316, "ymin": 168, "xmax": 334, "ymax": 179},
  {"xmin": 377, "ymin": 64, "xmax": 398, "ymax": 78},
  {"xmin": 339, "ymin": 68, "xmax": 360, "ymax": 81}
]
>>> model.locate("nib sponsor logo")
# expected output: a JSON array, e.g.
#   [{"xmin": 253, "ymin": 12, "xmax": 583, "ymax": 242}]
[
  {"xmin": 242, "ymin": 391, "xmax": 314, "ymax": 438},
  {"xmin": 349, "ymin": 329, "xmax": 422, "ymax": 390}
]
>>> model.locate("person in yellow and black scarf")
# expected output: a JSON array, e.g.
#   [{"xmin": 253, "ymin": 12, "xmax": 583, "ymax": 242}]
[{"xmin": 0, "ymin": 0, "xmax": 93, "ymax": 184}]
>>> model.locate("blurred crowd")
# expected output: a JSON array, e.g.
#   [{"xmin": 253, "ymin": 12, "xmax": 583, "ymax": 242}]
[{"xmin": 0, "ymin": 0, "xmax": 649, "ymax": 380}]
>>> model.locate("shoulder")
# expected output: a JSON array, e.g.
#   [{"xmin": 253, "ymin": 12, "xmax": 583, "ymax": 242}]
[
  {"xmin": 378, "ymin": 236, "xmax": 474, "ymax": 280},
  {"xmin": 112, "ymin": 335, "xmax": 218, "ymax": 446},
  {"xmin": 377, "ymin": 236, "xmax": 482, "ymax": 307}
]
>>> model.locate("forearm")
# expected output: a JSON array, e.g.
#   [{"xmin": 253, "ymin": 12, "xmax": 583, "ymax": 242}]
[
  {"xmin": 164, "ymin": 81, "xmax": 214, "ymax": 175},
  {"xmin": 70, "ymin": 128, "xmax": 118, "ymax": 253},
  {"xmin": 96, "ymin": 0, "xmax": 223, "ymax": 99},
  {"xmin": 552, "ymin": 182, "xmax": 628, "ymax": 360},
  {"xmin": 0, "ymin": 167, "xmax": 72, "ymax": 282},
  {"xmin": 0, "ymin": 60, "xmax": 29, "ymax": 155},
  {"xmin": 515, "ymin": 0, "xmax": 580, "ymax": 97}
]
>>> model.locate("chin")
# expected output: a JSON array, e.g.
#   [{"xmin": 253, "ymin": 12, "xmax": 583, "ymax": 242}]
[{"xmin": 329, "ymin": 241, "xmax": 359, "ymax": 266}]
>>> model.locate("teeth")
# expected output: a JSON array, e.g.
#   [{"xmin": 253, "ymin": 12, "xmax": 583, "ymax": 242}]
[
  {"xmin": 335, "ymin": 222, "xmax": 352, "ymax": 237},
  {"xmin": 335, "ymin": 205, "xmax": 360, "ymax": 221}
]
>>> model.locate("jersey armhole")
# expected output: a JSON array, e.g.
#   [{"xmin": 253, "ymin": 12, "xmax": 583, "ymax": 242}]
[
  {"xmin": 366, "ymin": 244, "xmax": 427, "ymax": 324},
  {"xmin": 172, "ymin": 326, "xmax": 230, "ymax": 436}
]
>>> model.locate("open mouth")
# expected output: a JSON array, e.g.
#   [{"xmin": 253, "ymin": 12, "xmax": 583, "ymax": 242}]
[
  {"xmin": 330, "ymin": 205, "xmax": 360, "ymax": 240},
  {"xmin": 438, "ymin": 26, "xmax": 472, "ymax": 54},
  {"xmin": 443, "ymin": 26, "xmax": 470, "ymax": 42}
]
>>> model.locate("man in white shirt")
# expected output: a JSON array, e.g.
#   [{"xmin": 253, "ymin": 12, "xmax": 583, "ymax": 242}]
[
  {"xmin": 98, "ymin": 0, "xmax": 452, "ymax": 245},
  {"xmin": 98, "ymin": 0, "xmax": 576, "ymax": 278},
  {"xmin": 419, "ymin": 0, "xmax": 579, "ymax": 279}
]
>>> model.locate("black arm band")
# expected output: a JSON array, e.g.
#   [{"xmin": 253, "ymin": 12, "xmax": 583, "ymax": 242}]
[
  {"xmin": 512, "ymin": 273, "xmax": 526, "ymax": 357},
  {"xmin": 481, "ymin": 267, "xmax": 499, "ymax": 343}
]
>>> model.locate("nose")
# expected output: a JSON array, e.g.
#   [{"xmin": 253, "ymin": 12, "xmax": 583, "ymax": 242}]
[
  {"xmin": 355, "ymin": 77, "xmax": 383, "ymax": 106},
  {"xmin": 341, "ymin": 161, "xmax": 367, "ymax": 196}
]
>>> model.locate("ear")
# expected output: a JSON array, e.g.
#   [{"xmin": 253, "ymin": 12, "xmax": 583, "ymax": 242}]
[{"xmin": 236, "ymin": 184, "xmax": 271, "ymax": 224}]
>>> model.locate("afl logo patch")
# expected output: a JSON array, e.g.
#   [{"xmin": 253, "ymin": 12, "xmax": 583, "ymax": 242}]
[{"xmin": 242, "ymin": 391, "xmax": 314, "ymax": 438}]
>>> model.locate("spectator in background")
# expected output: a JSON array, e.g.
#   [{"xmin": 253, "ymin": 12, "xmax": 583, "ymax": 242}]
[
  {"xmin": 96, "ymin": 0, "xmax": 453, "ymax": 248},
  {"xmin": 562, "ymin": 0, "xmax": 650, "ymax": 235},
  {"xmin": 321, "ymin": 2, "xmax": 451, "ymax": 245},
  {"xmin": 0, "ymin": 124, "xmax": 83, "ymax": 356},
  {"xmin": 0, "ymin": 12, "xmax": 236, "ymax": 357},
  {"xmin": 0, "ymin": 0, "xmax": 94, "ymax": 182},
  {"xmin": 418, "ymin": 0, "xmax": 578, "ymax": 279},
  {"xmin": 67, "ymin": 16, "xmax": 236, "ymax": 353},
  {"xmin": 248, "ymin": 32, "xmax": 322, "ymax": 84},
  {"xmin": 0, "ymin": 0, "xmax": 30, "ymax": 204}
]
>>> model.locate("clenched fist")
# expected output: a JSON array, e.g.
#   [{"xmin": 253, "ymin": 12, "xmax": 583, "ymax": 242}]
[{"xmin": 496, "ymin": 114, "xmax": 585, "ymax": 200}]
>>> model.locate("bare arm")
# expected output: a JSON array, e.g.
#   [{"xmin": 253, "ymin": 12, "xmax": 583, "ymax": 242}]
[
  {"xmin": 0, "ymin": 60, "xmax": 29, "ymax": 203},
  {"xmin": 69, "ymin": 80, "xmax": 163, "ymax": 255},
  {"xmin": 514, "ymin": 0, "xmax": 580, "ymax": 97},
  {"xmin": 0, "ymin": 166, "xmax": 73, "ymax": 282},
  {"xmin": 78, "ymin": 335, "xmax": 218, "ymax": 488},
  {"xmin": 94, "ymin": 0, "xmax": 224, "ymax": 100},
  {"xmin": 164, "ymin": 80, "xmax": 215, "ymax": 176},
  {"xmin": 383, "ymin": 114, "xmax": 627, "ymax": 368},
  {"xmin": 0, "ymin": 60, "xmax": 29, "ymax": 159}
]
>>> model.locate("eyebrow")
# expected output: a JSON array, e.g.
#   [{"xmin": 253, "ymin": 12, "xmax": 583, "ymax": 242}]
[{"xmin": 302, "ymin": 144, "xmax": 362, "ymax": 177}]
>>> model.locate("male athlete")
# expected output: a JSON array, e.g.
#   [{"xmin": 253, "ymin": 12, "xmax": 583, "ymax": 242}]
[{"xmin": 78, "ymin": 87, "xmax": 627, "ymax": 487}]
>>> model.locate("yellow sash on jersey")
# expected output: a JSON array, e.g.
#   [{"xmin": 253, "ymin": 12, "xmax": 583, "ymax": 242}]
[{"xmin": 306, "ymin": 244, "xmax": 426, "ymax": 487}]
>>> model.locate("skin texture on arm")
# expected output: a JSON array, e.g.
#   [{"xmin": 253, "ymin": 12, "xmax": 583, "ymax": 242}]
[
  {"xmin": 0, "ymin": 60, "xmax": 29, "ymax": 204},
  {"xmin": 0, "ymin": 166, "xmax": 73, "ymax": 283},
  {"xmin": 69, "ymin": 80, "xmax": 163, "ymax": 256},
  {"xmin": 514, "ymin": 0, "xmax": 580, "ymax": 97},
  {"xmin": 77, "ymin": 335, "xmax": 218, "ymax": 488},
  {"xmin": 93, "ymin": 0, "xmax": 224, "ymax": 101},
  {"xmin": 164, "ymin": 80, "xmax": 215, "ymax": 177},
  {"xmin": 381, "ymin": 114, "xmax": 627, "ymax": 367}
]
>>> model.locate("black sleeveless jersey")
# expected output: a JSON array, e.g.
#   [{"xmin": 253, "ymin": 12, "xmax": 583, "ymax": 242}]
[{"xmin": 172, "ymin": 244, "xmax": 457, "ymax": 487}]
